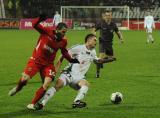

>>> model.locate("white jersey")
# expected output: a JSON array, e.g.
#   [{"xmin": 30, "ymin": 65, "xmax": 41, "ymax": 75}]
[
  {"xmin": 144, "ymin": 15, "xmax": 155, "ymax": 29},
  {"xmin": 64, "ymin": 44, "xmax": 98, "ymax": 79},
  {"xmin": 53, "ymin": 14, "xmax": 62, "ymax": 26}
]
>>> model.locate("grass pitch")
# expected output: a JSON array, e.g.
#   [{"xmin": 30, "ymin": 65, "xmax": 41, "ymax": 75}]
[{"xmin": 0, "ymin": 29, "xmax": 160, "ymax": 118}]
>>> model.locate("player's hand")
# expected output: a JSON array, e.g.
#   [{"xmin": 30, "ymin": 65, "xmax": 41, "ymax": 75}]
[
  {"xmin": 39, "ymin": 13, "xmax": 47, "ymax": 22},
  {"xmin": 70, "ymin": 58, "xmax": 80, "ymax": 63},
  {"xmin": 93, "ymin": 59, "xmax": 103, "ymax": 64}
]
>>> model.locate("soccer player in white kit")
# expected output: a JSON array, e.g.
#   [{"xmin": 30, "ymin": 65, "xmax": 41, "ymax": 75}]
[
  {"xmin": 53, "ymin": 11, "xmax": 62, "ymax": 26},
  {"xmin": 144, "ymin": 11, "xmax": 155, "ymax": 43},
  {"xmin": 34, "ymin": 34, "xmax": 107, "ymax": 110}
]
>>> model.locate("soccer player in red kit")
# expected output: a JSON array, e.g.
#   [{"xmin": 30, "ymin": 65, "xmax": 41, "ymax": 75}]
[{"xmin": 8, "ymin": 14, "xmax": 79, "ymax": 110}]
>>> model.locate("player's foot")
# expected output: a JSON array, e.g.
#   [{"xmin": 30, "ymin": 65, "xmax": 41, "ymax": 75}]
[
  {"xmin": 96, "ymin": 73, "xmax": 100, "ymax": 78},
  {"xmin": 8, "ymin": 87, "xmax": 17, "ymax": 96},
  {"xmin": 27, "ymin": 104, "xmax": 36, "ymax": 110},
  {"xmin": 72, "ymin": 100, "xmax": 87, "ymax": 108},
  {"xmin": 34, "ymin": 103, "xmax": 44, "ymax": 110}
]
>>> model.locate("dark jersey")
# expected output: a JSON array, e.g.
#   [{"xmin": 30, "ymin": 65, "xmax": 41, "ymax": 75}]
[{"xmin": 95, "ymin": 20, "xmax": 119, "ymax": 42}]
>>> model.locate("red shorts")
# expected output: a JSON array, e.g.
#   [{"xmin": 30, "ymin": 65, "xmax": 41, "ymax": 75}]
[{"xmin": 23, "ymin": 59, "xmax": 55, "ymax": 80}]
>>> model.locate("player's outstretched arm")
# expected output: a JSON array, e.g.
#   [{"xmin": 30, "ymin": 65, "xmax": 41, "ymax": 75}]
[
  {"xmin": 32, "ymin": 13, "xmax": 48, "ymax": 34},
  {"xmin": 94, "ymin": 57, "xmax": 116, "ymax": 64}
]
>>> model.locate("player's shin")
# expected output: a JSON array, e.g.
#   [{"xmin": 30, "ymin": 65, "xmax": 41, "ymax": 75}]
[
  {"xmin": 8, "ymin": 78, "xmax": 28, "ymax": 96},
  {"xmin": 147, "ymin": 34, "xmax": 150, "ymax": 43},
  {"xmin": 96, "ymin": 64, "xmax": 101, "ymax": 78},
  {"xmin": 74, "ymin": 85, "xmax": 88, "ymax": 102},
  {"xmin": 149, "ymin": 34, "xmax": 154, "ymax": 42},
  {"xmin": 41, "ymin": 87, "xmax": 56, "ymax": 106},
  {"xmin": 16, "ymin": 78, "xmax": 27, "ymax": 91},
  {"xmin": 31, "ymin": 86, "xmax": 46, "ymax": 105}
]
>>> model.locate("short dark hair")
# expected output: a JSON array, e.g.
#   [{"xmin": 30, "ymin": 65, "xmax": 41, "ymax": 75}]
[
  {"xmin": 85, "ymin": 34, "xmax": 96, "ymax": 43},
  {"xmin": 103, "ymin": 10, "xmax": 112, "ymax": 14},
  {"xmin": 56, "ymin": 22, "xmax": 68, "ymax": 30}
]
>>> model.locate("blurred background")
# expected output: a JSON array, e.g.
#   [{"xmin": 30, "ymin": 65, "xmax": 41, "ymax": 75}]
[{"xmin": 0, "ymin": 0, "xmax": 160, "ymax": 30}]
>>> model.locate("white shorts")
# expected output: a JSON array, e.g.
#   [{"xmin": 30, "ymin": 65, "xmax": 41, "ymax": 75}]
[{"xmin": 59, "ymin": 71, "xmax": 85, "ymax": 90}]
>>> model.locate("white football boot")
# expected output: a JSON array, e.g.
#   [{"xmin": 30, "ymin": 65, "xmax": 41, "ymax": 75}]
[
  {"xmin": 27, "ymin": 104, "xmax": 36, "ymax": 110},
  {"xmin": 8, "ymin": 87, "xmax": 17, "ymax": 96}
]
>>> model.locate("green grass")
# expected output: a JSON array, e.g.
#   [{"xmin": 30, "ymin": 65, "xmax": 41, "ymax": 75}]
[{"xmin": 0, "ymin": 29, "xmax": 160, "ymax": 118}]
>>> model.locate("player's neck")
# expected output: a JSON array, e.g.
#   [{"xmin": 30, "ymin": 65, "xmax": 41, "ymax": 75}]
[
  {"xmin": 106, "ymin": 20, "xmax": 111, "ymax": 24},
  {"xmin": 85, "ymin": 44, "xmax": 91, "ymax": 50}
]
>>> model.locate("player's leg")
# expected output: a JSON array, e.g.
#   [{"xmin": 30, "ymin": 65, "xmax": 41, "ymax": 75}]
[
  {"xmin": 148, "ymin": 30, "xmax": 154, "ymax": 43},
  {"xmin": 96, "ymin": 41, "xmax": 107, "ymax": 78},
  {"xmin": 32, "ymin": 77, "xmax": 53, "ymax": 104},
  {"xmin": 40, "ymin": 70, "xmax": 45, "ymax": 83},
  {"xmin": 8, "ymin": 60, "xmax": 39, "ymax": 96},
  {"xmin": 40, "ymin": 78, "xmax": 64, "ymax": 106},
  {"xmin": 146, "ymin": 28, "xmax": 154, "ymax": 43},
  {"xmin": 71, "ymin": 79, "xmax": 89, "ymax": 108},
  {"xmin": 146, "ymin": 28, "xmax": 150, "ymax": 43},
  {"xmin": 104, "ymin": 44, "xmax": 117, "ymax": 62},
  {"xmin": 27, "ymin": 65, "xmax": 55, "ymax": 110},
  {"xmin": 27, "ymin": 76, "xmax": 53, "ymax": 110},
  {"xmin": 35, "ymin": 73, "xmax": 69, "ymax": 110}
]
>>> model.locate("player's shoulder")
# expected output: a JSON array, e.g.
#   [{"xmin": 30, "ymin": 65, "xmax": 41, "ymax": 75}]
[
  {"xmin": 70, "ymin": 44, "xmax": 82, "ymax": 49},
  {"xmin": 111, "ymin": 21, "xmax": 116, "ymax": 25}
]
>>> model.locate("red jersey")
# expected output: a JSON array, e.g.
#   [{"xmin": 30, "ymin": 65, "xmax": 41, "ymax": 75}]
[{"xmin": 31, "ymin": 18, "xmax": 71, "ymax": 65}]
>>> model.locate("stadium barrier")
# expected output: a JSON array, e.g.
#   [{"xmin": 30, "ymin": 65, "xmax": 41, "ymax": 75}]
[
  {"xmin": 123, "ymin": 20, "xmax": 160, "ymax": 30},
  {"xmin": 20, "ymin": 18, "xmax": 72, "ymax": 30},
  {"xmin": 0, "ymin": 18, "xmax": 19, "ymax": 29},
  {"xmin": 1, "ymin": 18, "xmax": 160, "ymax": 30}
]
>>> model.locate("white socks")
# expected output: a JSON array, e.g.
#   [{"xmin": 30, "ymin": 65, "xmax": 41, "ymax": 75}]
[
  {"xmin": 41, "ymin": 86, "xmax": 89, "ymax": 106},
  {"xmin": 74, "ymin": 86, "xmax": 88, "ymax": 102},
  {"xmin": 41, "ymin": 87, "xmax": 56, "ymax": 106}
]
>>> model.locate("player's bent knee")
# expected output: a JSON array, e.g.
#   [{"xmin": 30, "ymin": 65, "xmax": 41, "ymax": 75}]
[
  {"xmin": 43, "ymin": 77, "xmax": 52, "ymax": 90},
  {"xmin": 55, "ymin": 79, "xmax": 64, "ymax": 91},
  {"xmin": 78, "ymin": 80, "xmax": 89, "ymax": 87},
  {"xmin": 22, "ymin": 73, "xmax": 30, "ymax": 81}
]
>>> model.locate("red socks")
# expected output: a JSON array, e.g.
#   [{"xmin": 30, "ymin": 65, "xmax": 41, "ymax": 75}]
[
  {"xmin": 16, "ymin": 78, "xmax": 27, "ymax": 91},
  {"xmin": 31, "ymin": 86, "xmax": 46, "ymax": 105}
]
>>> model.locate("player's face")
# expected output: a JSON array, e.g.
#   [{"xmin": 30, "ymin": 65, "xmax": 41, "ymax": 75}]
[
  {"xmin": 88, "ymin": 36, "xmax": 97, "ymax": 49},
  {"xmin": 55, "ymin": 28, "xmax": 67, "ymax": 41},
  {"xmin": 58, "ymin": 28, "xmax": 67, "ymax": 35},
  {"xmin": 102, "ymin": 13, "xmax": 106, "ymax": 20},
  {"xmin": 104, "ymin": 12, "xmax": 112, "ymax": 22}
]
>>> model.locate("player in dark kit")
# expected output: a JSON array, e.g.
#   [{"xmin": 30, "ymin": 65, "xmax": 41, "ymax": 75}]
[
  {"xmin": 92, "ymin": 10, "xmax": 124, "ymax": 78},
  {"xmin": 8, "ymin": 14, "xmax": 79, "ymax": 110}
]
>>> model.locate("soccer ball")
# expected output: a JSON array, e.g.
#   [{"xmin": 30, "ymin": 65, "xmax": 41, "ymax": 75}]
[{"xmin": 110, "ymin": 92, "xmax": 123, "ymax": 104}]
